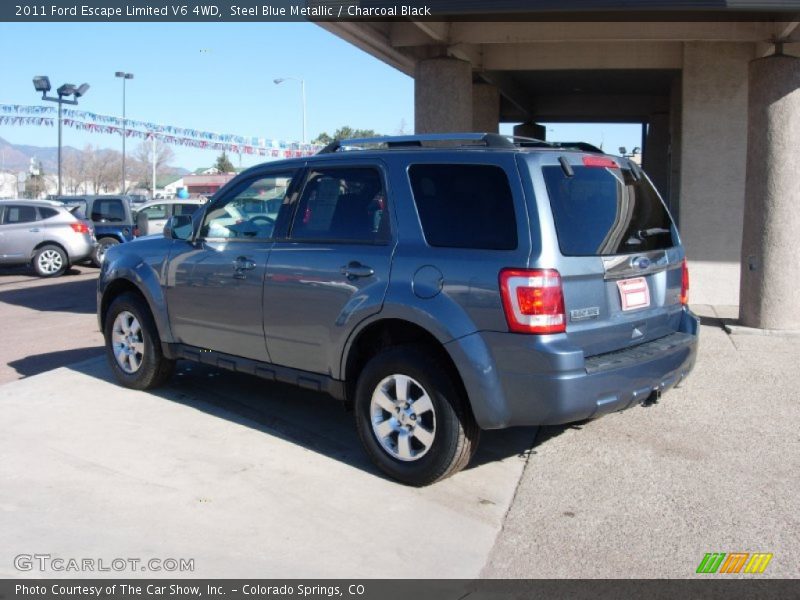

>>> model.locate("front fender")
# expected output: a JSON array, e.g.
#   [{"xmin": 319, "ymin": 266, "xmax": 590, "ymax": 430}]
[{"xmin": 97, "ymin": 246, "xmax": 173, "ymax": 343}]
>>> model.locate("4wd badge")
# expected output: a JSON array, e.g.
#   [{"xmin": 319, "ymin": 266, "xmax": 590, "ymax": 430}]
[{"xmin": 570, "ymin": 307, "xmax": 600, "ymax": 321}]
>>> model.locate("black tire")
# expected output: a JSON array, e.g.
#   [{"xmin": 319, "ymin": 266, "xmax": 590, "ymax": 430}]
[
  {"xmin": 104, "ymin": 292, "xmax": 175, "ymax": 390},
  {"xmin": 32, "ymin": 244, "xmax": 68, "ymax": 277},
  {"xmin": 354, "ymin": 344, "xmax": 480, "ymax": 486},
  {"xmin": 92, "ymin": 237, "xmax": 120, "ymax": 267}
]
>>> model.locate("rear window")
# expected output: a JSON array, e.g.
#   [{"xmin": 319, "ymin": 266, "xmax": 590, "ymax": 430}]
[
  {"xmin": 38, "ymin": 207, "xmax": 59, "ymax": 220},
  {"xmin": 408, "ymin": 164, "xmax": 517, "ymax": 250},
  {"xmin": 91, "ymin": 199, "xmax": 127, "ymax": 223},
  {"xmin": 542, "ymin": 165, "xmax": 676, "ymax": 256}
]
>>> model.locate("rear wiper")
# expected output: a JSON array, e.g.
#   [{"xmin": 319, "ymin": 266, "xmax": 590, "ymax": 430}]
[{"xmin": 636, "ymin": 227, "xmax": 670, "ymax": 238}]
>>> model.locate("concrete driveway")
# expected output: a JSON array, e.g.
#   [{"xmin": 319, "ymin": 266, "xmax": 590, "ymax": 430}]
[{"xmin": 0, "ymin": 270, "xmax": 797, "ymax": 578}]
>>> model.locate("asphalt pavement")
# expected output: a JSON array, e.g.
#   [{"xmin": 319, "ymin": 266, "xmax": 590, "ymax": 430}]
[{"xmin": 0, "ymin": 270, "xmax": 797, "ymax": 578}]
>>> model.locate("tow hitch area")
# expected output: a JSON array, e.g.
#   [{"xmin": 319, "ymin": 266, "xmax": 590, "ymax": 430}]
[{"xmin": 642, "ymin": 389, "xmax": 661, "ymax": 407}]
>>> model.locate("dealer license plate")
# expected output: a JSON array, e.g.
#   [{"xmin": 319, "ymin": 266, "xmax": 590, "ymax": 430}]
[{"xmin": 617, "ymin": 277, "xmax": 650, "ymax": 311}]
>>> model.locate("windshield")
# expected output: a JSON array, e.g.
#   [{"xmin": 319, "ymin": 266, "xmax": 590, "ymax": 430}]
[{"xmin": 542, "ymin": 164, "xmax": 677, "ymax": 256}]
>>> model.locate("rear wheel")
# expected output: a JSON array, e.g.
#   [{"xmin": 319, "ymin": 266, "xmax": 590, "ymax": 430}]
[
  {"xmin": 33, "ymin": 245, "xmax": 68, "ymax": 277},
  {"xmin": 93, "ymin": 237, "xmax": 120, "ymax": 267},
  {"xmin": 354, "ymin": 344, "xmax": 479, "ymax": 486},
  {"xmin": 104, "ymin": 292, "xmax": 175, "ymax": 390}
]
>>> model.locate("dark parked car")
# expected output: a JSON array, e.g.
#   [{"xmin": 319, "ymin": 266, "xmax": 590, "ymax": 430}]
[
  {"xmin": 98, "ymin": 133, "xmax": 698, "ymax": 485},
  {"xmin": 55, "ymin": 195, "xmax": 136, "ymax": 265}
]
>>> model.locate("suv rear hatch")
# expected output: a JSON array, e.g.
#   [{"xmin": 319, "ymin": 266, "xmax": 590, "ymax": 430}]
[{"xmin": 529, "ymin": 153, "xmax": 686, "ymax": 357}]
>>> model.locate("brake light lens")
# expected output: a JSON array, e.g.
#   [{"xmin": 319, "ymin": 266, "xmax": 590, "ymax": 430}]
[
  {"xmin": 70, "ymin": 222, "xmax": 89, "ymax": 234},
  {"xmin": 680, "ymin": 259, "xmax": 690, "ymax": 305},
  {"xmin": 500, "ymin": 268, "xmax": 566, "ymax": 334},
  {"xmin": 582, "ymin": 155, "xmax": 619, "ymax": 169}
]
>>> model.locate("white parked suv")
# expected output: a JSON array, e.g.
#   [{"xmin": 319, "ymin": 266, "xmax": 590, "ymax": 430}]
[{"xmin": 133, "ymin": 198, "xmax": 206, "ymax": 237}]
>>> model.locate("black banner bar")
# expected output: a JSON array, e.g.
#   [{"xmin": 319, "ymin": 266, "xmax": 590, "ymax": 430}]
[
  {"xmin": 2, "ymin": 0, "xmax": 800, "ymax": 22},
  {"xmin": 1, "ymin": 580, "xmax": 798, "ymax": 600}
]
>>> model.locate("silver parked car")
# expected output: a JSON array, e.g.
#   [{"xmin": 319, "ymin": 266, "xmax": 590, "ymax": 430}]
[{"xmin": 0, "ymin": 199, "xmax": 96, "ymax": 277}]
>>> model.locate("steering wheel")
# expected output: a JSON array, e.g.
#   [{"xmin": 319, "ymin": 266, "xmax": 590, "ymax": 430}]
[{"xmin": 248, "ymin": 215, "xmax": 275, "ymax": 227}]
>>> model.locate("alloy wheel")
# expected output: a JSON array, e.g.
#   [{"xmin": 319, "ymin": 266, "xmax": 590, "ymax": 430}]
[{"xmin": 369, "ymin": 374, "xmax": 437, "ymax": 462}]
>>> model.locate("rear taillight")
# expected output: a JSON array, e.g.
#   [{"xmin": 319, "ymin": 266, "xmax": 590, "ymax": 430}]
[
  {"xmin": 680, "ymin": 259, "xmax": 690, "ymax": 305},
  {"xmin": 499, "ymin": 268, "xmax": 566, "ymax": 334},
  {"xmin": 70, "ymin": 222, "xmax": 89, "ymax": 234}
]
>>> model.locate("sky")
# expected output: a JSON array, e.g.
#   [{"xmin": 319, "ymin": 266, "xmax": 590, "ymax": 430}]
[{"xmin": 0, "ymin": 22, "xmax": 642, "ymax": 171}]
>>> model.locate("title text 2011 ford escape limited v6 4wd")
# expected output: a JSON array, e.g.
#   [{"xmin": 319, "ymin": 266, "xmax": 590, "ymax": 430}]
[{"xmin": 98, "ymin": 134, "xmax": 698, "ymax": 486}]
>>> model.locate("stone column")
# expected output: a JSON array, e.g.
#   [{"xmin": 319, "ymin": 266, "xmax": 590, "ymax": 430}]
[
  {"xmin": 513, "ymin": 122, "xmax": 546, "ymax": 140},
  {"xmin": 679, "ymin": 42, "xmax": 752, "ymax": 306},
  {"xmin": 739, "ymin": 54, "xmax": 800, "ymax": 330},
  {"xmin": 414, "ymin": 58, "xmax": 472, "ymax": 133},
  {"xmin": 472, "ymin": 83, "xmax": 500, "ymax": 133}
]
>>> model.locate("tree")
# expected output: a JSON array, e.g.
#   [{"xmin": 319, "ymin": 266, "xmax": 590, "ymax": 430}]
[
  {"xmin": 84, "ymin": 146, "xmax": 122, "ymax": 194},
  {"xmin": 312, "ymin": 126, "xmax": 380, "ymax": 145},
  {"xmin": 134, "ymin": 139, "xmax": 175, "ymax": 192},
  {"xmin": 24, "ymin": 170, "xmax": 47, "ymax": 199},
  {"xmin": 214, "ymin": 151, "xmax": 235, "ymax": 174},
  {"xmin": 62, "ymin": 147, "xmax": 90, "ymax": 194}
]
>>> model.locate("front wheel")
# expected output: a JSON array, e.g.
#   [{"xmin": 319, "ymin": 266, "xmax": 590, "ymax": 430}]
[
  {"xmin": 354, "ymin": 345, "xmax": 480, "ymax": 486},
  {"xmin": 104, "ymin": 292, "xmax": 175, "ymax": 390},
  {"xmin": 93, "ymin": 237, "xmax": 120, "ymax": 267}
]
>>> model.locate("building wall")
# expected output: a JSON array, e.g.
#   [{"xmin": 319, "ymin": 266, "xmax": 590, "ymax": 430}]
[{"xmin": 679, "ymin": 42, "xmax": 754, "ymax": 306}]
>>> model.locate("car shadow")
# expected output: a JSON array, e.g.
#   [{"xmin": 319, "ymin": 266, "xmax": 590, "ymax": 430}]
[
  {"xmin": 0, "ymin": 276, "xmax": 97, "ymax": 314},
  {"xmin": 0, "ymin": 266, "xmax": 85, "ymax": 280},
  {"xmin": 63, "ymin": 356, "xmax": 538, "ymax": 483},
  {"xmin": 8, "ymin": 346, "xmax": 105, "ymax": 379}
]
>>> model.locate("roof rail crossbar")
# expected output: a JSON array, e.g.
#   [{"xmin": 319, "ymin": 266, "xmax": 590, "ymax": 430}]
[
  {"xmin": 314, "ymin": 133, "xmax": 605, "ymax": 155},
  {"xmin": 316, "ymin": 132, "xmax": 539, "ymax": 154}
]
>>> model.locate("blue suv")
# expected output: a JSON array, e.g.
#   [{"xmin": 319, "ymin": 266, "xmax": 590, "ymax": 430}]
[{"xmin": 98, "ymin": 134, "xmax": 698, "ymax": 485}]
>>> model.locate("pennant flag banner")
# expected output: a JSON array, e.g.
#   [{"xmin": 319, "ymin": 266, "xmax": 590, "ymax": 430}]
[{"xmin": 0, "ymin": 103, "xmax": 323, "ymax": 157}]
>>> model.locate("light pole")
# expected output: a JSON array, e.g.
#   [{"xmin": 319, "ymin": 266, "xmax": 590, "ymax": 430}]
[
  {"xmin": 274, "ymin": 77, "xmax": 306, "ymax": 145},
  {"xmin": 115, "ymin": 71, "xmax": 134, "ymax": 194},
  {"xmin": 32, "ymin": 76, "xmax": 89, "ymax": 197}
]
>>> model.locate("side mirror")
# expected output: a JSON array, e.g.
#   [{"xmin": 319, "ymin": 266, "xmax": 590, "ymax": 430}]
[{"xmin": 164, "ymin": 215, "xmax": 193, "ymax": 240}]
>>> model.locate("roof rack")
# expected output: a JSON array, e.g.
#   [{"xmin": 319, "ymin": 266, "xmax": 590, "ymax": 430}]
[{"xmin": 317, "ymin": 132, "xmax": 554, "ymax": 154}]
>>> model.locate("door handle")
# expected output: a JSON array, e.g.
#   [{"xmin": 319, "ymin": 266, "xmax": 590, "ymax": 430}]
[
  {"xmin": 233, "ymin": 256, "xmax": 256, "ymax": 270},
  {"xmin": 341, "ymin": 261, "xmax": 374, "ymax": 280},
  {"xmin": 232, "ymin": 256, "xmax": 256, "ymax": 279}
]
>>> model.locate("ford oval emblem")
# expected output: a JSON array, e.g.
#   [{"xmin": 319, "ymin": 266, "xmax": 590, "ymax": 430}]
[{"xmin": 632, "ymin": 257, "xmax": 651, "ymax": 269}]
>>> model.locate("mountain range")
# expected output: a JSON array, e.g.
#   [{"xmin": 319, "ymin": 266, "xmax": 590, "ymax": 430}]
[{"xmin": 0, "ymin": 135, "xmax": 189, "ymax": 178}]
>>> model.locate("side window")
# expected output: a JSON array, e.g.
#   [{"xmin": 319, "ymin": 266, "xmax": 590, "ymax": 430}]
[
  {"xmin": 173, "ymin": 203, "xmax": 200, "ymax": 217},
  {"xmin": 201, "ymin": 172, "xmax": 294, "ymax": 240},
  {"xmin": 91, "ymin": 199, "xmax": 126, "ymax": 223},
  {"xmin": 38, "ymin": 207, "xmax": 59, "ymax": 220},
  {"xmin": 408, "ymin": 164, "xmax": 517, "ymax": 250},
  {"xmin": 140, "ymin": 204, "xmax": 168, "ymax": 220},
  {"xmin": 3, "ymin": 205, "xmax": 38, "ymax": 224},
  {"xmin": 290, "ymin": 167, "xmax": 389, "ymax": 243}
]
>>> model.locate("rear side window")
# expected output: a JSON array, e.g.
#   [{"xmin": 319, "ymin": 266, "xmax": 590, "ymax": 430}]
[
  {"xmin": 542, "ymin": 165, "xmax": 676, "ymax": 256},
  {"xmin": 2, "ymin": 205, "xmax": 38, "ymax": 224},
  {"xmin": 408, "ymin": 164, "xmax": 517, "ymax": 250},
  {"xmin": 91, "ymin": 199, "xmax": 126, "ymax": 223},
  {"xmin": 291, "ymin": 167, "xmax": 389, "ymax": 243},
  {"xmin": 38, "ymin": 207, "xmax": 59, "ymax": 220}
]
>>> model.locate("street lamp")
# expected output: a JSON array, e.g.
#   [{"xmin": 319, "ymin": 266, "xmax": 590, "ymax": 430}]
[
  {"xmin": 33, "ymin": 75, "xmax": 90, "ymax": 196},
  {"xmin": 274, "ymin": 77, "xmax": 306, "ymax": 145},
  {"xmin": 115, "ymin": 71, "xmax": 134, "ymax": 194}
]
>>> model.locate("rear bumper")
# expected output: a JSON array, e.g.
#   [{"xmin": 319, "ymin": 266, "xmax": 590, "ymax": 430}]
[
  {"xmin": 446, "ymin": 308, "xmax": 699, "ymax": 429},
  {"xmin": 63, "ymin": 235, "xmax": 96, "ymax": 263}
]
